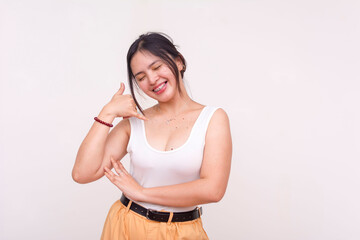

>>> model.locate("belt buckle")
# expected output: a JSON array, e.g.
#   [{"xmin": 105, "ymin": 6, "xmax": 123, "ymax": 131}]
[
  {"xmin": 146, "ymin": 208, "xmax": 155, "ymax": 220},
  {"xmin": 197, "ymin": 206, "xmax": 203, "ymax": 216}
]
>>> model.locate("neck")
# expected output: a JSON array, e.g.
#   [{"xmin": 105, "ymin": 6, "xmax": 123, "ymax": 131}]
[{"xmin": 156, "ymin": 81, "xmax": 194, "ymax": 116}]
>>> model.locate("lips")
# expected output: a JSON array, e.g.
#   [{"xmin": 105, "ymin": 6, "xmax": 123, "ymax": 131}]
[{"xmin": 153, "ymin": 81, "xmax": 167, "ymax": 93}]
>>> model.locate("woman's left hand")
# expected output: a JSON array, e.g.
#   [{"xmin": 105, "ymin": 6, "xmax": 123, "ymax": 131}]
[{"xmin": 104, "ymin": 157, "xmax": 145, "ymax": 202}]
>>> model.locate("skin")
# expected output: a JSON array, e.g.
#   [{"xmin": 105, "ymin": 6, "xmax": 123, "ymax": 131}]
[{"xmin": 72, "ymin": 50, "xmax": 232, "ymax": 208}]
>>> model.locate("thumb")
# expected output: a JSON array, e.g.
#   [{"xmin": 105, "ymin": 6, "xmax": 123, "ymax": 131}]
[{"xmin": 117, "ymin": 82, "xmax": 125, "ymax": 95}]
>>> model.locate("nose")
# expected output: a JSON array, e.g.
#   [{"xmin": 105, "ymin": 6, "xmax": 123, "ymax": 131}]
[{"xmin": 148, "ymin": 71, "xmax": 159, "ymax": 85}]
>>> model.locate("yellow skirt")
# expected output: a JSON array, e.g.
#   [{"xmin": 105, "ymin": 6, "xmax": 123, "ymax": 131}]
[{"xmin": 100, "ymin": 200, "xmax": 209, "ymax": 240}]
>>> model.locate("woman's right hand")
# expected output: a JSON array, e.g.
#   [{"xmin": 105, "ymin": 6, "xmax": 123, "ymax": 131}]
[{"xmin": 101, "ymin": 82, "xmax": 148, "ymax": 121}]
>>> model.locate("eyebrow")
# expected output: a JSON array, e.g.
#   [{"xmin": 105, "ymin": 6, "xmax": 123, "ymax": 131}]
[{"xmin": 133, "ymin": 60, "xmax": 160, "ymax": 77}]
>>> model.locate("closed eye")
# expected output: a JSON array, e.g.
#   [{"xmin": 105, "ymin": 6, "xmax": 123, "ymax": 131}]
[
  {"xmin": 153, "ymin": 64, "xmax": 161, "ymax": 70},
  {"xmin": 137, "ymin": 76, "xmax": 145, "ymax": 81}
]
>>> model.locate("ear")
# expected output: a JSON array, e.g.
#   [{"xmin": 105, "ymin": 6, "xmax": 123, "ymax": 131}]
[{"xmin": 175, "ymin": 56, "xmax": 183, "ymax": 70}]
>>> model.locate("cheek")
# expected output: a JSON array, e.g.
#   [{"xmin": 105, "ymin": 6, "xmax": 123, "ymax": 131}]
[
  {"xmin": 161, "ymin": 69, "xmax": 177, "ymax": 84},
  {"xmin": 164, "ymin": 68, "xmax": 176, "ymax": 77},
  {"xmin": 137, "ymin": 81, "xmax": 151, "ymax": 92}
]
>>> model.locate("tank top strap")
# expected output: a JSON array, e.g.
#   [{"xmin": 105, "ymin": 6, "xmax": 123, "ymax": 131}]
[
  {"xmin": 126, "ymin": 116, "xmax": 144, "ymax": 154},
  {"xmin": 191, "ymin": 106, "xmax": 221, "ymax": 143}
]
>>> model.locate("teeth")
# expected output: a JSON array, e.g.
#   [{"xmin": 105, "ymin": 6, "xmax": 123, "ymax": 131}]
[{"xmin": 154, "ymin": 82, "xmax": 166, "ymax": 92}]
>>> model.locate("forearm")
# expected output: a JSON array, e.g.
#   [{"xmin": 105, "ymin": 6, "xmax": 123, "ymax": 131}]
[
  {"xmin": 72, "ymin": 110, "xmax": 115, "ymax": 183},
  {"xmin": 141, "ymin": 178, "xmax": 225, "ymax": 208}
]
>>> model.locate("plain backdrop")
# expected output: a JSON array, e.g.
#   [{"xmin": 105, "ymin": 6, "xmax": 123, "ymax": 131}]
[{"xmin": 1, "ymin": 0, "xmax": 360, "ymax": 239}]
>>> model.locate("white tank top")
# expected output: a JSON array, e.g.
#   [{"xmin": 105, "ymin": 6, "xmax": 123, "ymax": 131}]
[{"xmin": 126, "ymin": 105, "xmax": 220, "ymax": 212}]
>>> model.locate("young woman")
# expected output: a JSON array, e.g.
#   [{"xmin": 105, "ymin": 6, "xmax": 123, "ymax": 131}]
[{"xmin": 72, "ymin": 32, "xmax": 232, "ymax": 240}]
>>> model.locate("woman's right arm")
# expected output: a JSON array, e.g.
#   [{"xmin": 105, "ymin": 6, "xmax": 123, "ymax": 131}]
[{"xmin": 71, "ymin": 83, "xmax": 147, "ymax": 184}]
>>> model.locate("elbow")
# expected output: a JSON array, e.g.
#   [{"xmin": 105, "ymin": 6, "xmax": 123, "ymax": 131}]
[
  {"xmin": 72, "ymin": 167, "xmax": 102, "ymax": 184},
  {"xmin": 202, "ymin": 179, "xmax": 228, "ymax": 203},
  {"xmin": 72, "ymin": 169, "xmax": 90, "ymax": 184},
  {"xmin": 72, "ymin": 170, "xmax": 83, "ymax": 183},
  {"xmin": 212, "ymin": 192, "xmax": 225, "ymax": 203},
  {"xmin": 208, "ymin": 188, "xmax": 226, "ymax": 203}
]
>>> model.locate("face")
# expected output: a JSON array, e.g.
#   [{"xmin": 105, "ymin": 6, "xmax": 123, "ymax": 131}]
[{"xmin": 130, "ymin": 50, "xmax": 182, "ymax": 103}]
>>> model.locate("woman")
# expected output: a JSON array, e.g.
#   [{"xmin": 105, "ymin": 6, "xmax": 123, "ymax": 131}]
[{"xmin": 72, "ymin": 32, "xmax": 232, "ymax": 239}]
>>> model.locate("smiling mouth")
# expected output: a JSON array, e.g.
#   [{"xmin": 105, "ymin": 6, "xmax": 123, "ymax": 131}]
[{"xmin": 153, "ymin": 81, "xmax": 167, "ymax": 92}]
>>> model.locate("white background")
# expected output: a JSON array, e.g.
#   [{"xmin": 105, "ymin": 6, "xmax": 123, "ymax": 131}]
[{"xmin": 1, "ymin": 0, "xmax": 360, "ymax": 239}]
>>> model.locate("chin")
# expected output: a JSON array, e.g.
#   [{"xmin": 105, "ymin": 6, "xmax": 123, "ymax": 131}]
[
  {"xmin": 151, "ymin": 89, "xmax": 177, "ymax": 102},
  {"xmin": 153, "ymin": 95, "xmax": 173, "ymax": 103}
]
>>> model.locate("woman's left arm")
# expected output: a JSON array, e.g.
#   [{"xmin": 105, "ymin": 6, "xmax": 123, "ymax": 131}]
[{"xmin": 104, "ymin": 108, "xmax": 232, "ymax": 207}]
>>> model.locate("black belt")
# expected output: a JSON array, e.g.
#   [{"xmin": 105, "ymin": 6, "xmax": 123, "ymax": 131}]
[{"xmin": 120, "ymin": 194, "xmax": 202, "ymax": 222}]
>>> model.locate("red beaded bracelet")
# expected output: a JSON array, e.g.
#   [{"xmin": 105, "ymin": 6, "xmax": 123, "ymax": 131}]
[{"xmin": 94, "ymin": 117, "xmax": 113, "ymax": 127}]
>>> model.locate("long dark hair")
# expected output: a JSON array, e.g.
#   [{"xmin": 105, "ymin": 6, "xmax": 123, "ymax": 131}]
[{"xmin": 126, "ymin": 32, "xmax": 187, "ymax": 115}]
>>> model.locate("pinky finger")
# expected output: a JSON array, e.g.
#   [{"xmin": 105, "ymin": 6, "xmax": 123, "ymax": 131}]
[
  {"xmin": 104, "ymin": 171, "xmax": 111, "ymax": 181},
  {"xmin": 135, "ymin": 113, "xmax": 148, "ymax": 121},
  {"xmin": 104, "ymin": 168, "xmax": 115, "ymax": 180},
  {"xmin": 118, "ymin": 162, "xmax": 128, "ymax": 174}
]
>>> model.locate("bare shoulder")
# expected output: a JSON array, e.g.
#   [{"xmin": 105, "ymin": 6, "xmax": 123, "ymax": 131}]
[
  {"xmin": 209, "ymin": 108, "xmax": 230, "ymax": 129},
  {"xmin": 206, "ymin": 108, "xmax": 231, "ymax": 142}
]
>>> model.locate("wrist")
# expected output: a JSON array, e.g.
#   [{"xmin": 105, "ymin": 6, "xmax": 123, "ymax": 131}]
[
  {"xmin": 97, "ymin": 113, "xmax": 115, "ymax": 124},
  {"xmin": 138, "ymin": 187, "xmax": 148, "ymax": 203},
  {"xmin": 97, "ymin": 110, "xmax": 115, "ymax": 124}
]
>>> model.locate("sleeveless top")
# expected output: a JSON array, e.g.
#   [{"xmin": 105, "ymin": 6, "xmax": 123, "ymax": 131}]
[{"xmin": 126, "ymin": 105, "xmax": 220, "ymax": 212}]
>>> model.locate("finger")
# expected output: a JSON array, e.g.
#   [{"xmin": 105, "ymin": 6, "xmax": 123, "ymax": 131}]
[
  {"xmin": 117, "ymin": 162, "xmax": 129, "ymax": 175},
  {"xmin": 116, "ymin": 82, "xmax": 125, "ymax": 95},
  {"xmin": 134, "ymin": 112, "xmax": 148, "ymax": 121},
  {"xmin": 110, "ymin": 157, "xmax": 122, "ymax": 175},
  {"xmin": 104, "ymin": 167, "xmax": 116, "ymax": 181},
  {"xmin": 104, "ymin": 171, "xmax": 113, "ymax": 181},
  {"xmin": 104, "ymin": 166, "xmax": 115, "ymax": 176}
]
